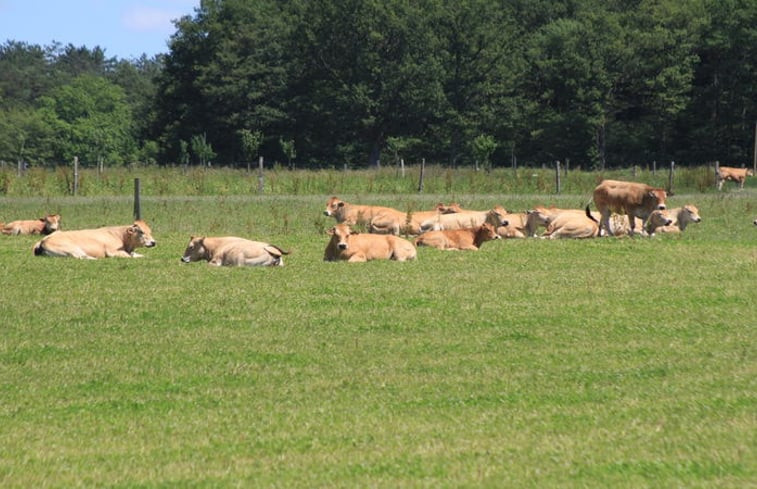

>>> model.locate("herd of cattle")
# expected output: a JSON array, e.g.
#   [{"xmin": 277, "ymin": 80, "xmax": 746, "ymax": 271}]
[{"xmin": 1, "ymin": 173, "xmax": 753, "ymax": 266}]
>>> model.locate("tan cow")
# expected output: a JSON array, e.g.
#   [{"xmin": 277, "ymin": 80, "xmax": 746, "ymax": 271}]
[
  {"xmin": 603, "ymin": 210, "xmax": 673, "ymax": 237},
  {"xmin": 541, "ymin": 209, "xmax": 601, "ymax": 239},
  {"xmin": 495, "ymin": 209, "xmax": 549, "ymax": 238},
  {"xmin": 369, "ymin": 203, "xmax": 461, "ymax": 235},
  {"xmin": 1, "ymin": 214, "xmax": 61, "ymax": 235},
  {"xmin": 32, "ymin": 220, "xmax": 155, "ymax": 259},
  {"xmin": 592, "ymin": 179, "xmax": 667, "ymax": 237},
  {"xmin": 655, "ymin": 205, "xmax": 702, "ymax": 234},
  {"xmin": 181, "ymin": 236, "xmax": 288, "ymax": 267},
  {"xmin": 324, "ymin": 223, "xmax": 416, "ymax": 262},
  {"xmin": 323, "ymin": 196, "xmax": 400, "ymax": 228},
  {"xmin": 419, "ymin": 205, "xmax": 509, "ymax": 233},
  {"xmin": 413, "ymin": 223, "xmax": 500, "ymax": 250},
  {"xmin": 717, "ymin": 166, "xmax": 753, "ymax": 190}
]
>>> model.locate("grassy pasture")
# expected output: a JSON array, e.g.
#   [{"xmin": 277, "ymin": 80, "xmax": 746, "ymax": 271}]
[{"xmin": 0, "ymin": 188, "xmax": 755, "ymax": 487}]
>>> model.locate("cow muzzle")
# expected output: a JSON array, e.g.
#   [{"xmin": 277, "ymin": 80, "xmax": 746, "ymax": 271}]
[
  {"xmin": 337, "ymin": 243, "xmax": 348, "ymax": 250},
  {"xmin": 657, "ymin": 204, "xmax": 666, "ymax": 210},
  {"xmin": 181, "ymin": 256, "xmax": 191, "ymax": 263},
  {"xmin": 324, "ymin": 211, "xmax": 331, "ymax": 216},
  {"xmin": 144, "ymin": 240, "xmax": 156, "ymax": 247}
]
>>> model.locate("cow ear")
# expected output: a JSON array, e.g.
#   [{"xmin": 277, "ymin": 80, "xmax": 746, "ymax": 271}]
[
  {"xmin": 337, "ymin": 201, "xmax": 345, "ymax": 208},
  {"xmin": 327, "ymin": 227, "xmax": 335, "ymax": 235}
]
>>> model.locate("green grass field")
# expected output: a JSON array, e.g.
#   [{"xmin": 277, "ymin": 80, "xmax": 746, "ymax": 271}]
[{"xmin": 0, "ymin": 188, "xmax": 755, "ymax": 487}]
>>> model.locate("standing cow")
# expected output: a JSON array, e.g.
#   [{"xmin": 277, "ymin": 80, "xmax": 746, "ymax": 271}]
[
  {"xmin": 592, "ymin": 180, "xmax": 667, "ymax": 237},
  {"xmin": 716, "ymin": 166, "xmax": 753, "ymax": 190}
]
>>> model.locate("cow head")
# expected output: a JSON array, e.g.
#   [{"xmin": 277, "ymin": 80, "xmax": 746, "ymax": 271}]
[
  {"xmin": 644, "ymin": 189, "xmax": 667, "ymax": 211},
  {"xmin": 645, "ymin": 210, "xmax": 673, "ymax": 235},
  {"xmin": 475, "ymin": 223, "xmax": 501, "ymax": 247},
  {"xmin": 324, "ymin": 196, "xmax": 345, "ymax": 217},
  {"xmin": 42, "ymin": 214, "xmax": 61, "ymax": 234},
  {"xmin": 127, "ymin": 220, "xmax": 156, "ymax": 249},
  {"xmin": 487, "ymin": 206, "xmax": 510, "ymax": 227},
  {"xmin": 327, "ymin": 223, "xmax": 354, "ymax": 250},
  {"xmin": 680, "ymin": 205, "xmax": 701, "ymax": 224},
  {"xmin": 437, "ymin": 202, "xmax": 464, "ymax": 214},
  {"xmin": 181, "ymin": 236, "xmax": 208, "ymax": 263}
]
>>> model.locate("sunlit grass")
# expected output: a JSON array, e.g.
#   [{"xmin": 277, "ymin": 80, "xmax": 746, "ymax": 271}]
[{"xmin": 0, "ymin": 189, "xmax": 754, "ymax": 487}]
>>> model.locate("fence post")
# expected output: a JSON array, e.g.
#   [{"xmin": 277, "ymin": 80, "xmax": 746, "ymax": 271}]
[
  {"xmin": 257, "ymin": 156, "xmax": 264, "ymax": 194},
  {"xmin": 714, "ymin": 160, "xmax": 720, "ymax": 190},
  {"xmin": 133, "ymin": 178, "xmax": 141, "ymax": 220},
  {"xmin": 652, "ymin": 160, "xmax": 656, "ymax": 175},
  {"xmin": 418, "ymin": 158, "xmax": 426, "ymax": 193},
  {"xmin": 73, "ymin": 156, "xmax": 79, "ymax": 196},
  {"xmin": 555, "ymin": 160, "xmax": 561, "ymax": 194},
  {"xmin": 400, "ymin": 158, "xmax": 405, "ymax": 178},
  {"xmin": 668, "ymin": 161, "xmax": 675, "ymax": 194}
]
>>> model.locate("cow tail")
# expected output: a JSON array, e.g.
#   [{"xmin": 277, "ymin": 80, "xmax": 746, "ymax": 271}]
[{"xmin": 585, "ymin": 205, "xmax": 599, "ymax": 225}]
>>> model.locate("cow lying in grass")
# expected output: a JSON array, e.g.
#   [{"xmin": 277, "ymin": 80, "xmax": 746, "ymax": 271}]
[
  {"xmin": 414, "ymin": 223, "xmax": 500, "ymax": 250},
  {"xmin": 324, "ymin": 223, "xmax": 416, "ymax": 262},
  {"xmin": 181, "ymin": 236, "xmax": 288, "ymax": 267},
  {"xmin": 655, "ymin": 205, "xmax": 702, "ymax": 234},
  {"xmin": 1, "ymin": 214, "xmax": 61, "ymax": 235},
  {"xmin": 33, "ymin": 220, "xmax": 155, "ymax": 259}
]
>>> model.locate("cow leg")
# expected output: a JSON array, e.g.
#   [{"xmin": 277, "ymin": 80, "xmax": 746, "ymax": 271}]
[
  {"xmin": 347, "ymin": 253, "xmax": 367, "ymax": 262},
  {"xmin": 600, "ymin": 210, "xmax": 611, "ymax": 237}
]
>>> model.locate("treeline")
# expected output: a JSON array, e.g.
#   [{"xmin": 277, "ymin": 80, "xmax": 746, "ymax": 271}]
[{"xmin": 1, "ymin": 0, "xmax": 755, "ymax": 171}]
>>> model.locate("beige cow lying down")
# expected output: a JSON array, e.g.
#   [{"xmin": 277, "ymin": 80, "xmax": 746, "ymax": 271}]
[
  {"xmin": 33, "ymin": 220, "xmax": 155, "ymax": 259},
  {"xmin": 414, "ymin": 223, "xmax": 500, "ymax": 250},
  {"xmin": 2, "ymin": 214, "xmax": 61, "ymax": 235},
  {"xmin": 654, "ymin": 205, "xmax": 702, "ymax": 234},
  {"xmin": 419, "ymin": 206, "xmax": 509, "ymax": 233},
  {"xmin": 181, "ymin": 236, "xmax": 289, "ymax": 267},
  {"xmin": 324, "ymin": 223, "xmax": 416, "ymax": 262}
]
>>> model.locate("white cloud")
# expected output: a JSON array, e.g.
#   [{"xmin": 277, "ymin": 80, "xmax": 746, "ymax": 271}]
[{"xmin": 123, "ymin": 6, "xmax": 181, "ymax": 33}]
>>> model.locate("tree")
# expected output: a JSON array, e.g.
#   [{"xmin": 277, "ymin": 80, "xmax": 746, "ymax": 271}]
[
  {"xmin": 38, "ymin": 75, "xmax": 135, "ymax": 166},
  {"xmin": 238, "ymin": 128, "xmax": 263, "ymax": 169},
  {"xmin": 472, "ymin": 134, "xmax": 497, "ymax": 172},
  {"xmin": 190, "ymin": 133, "xmax": 215, "ymax": 166},
  {"xmin": 279, "ymin": 137, "xmax": 296, "ymax": 169}
]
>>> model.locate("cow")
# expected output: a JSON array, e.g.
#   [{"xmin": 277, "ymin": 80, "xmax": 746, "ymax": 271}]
[
  {"xmin": 369, "ymin": 203, "xmax": 462, "ymax": 235},
  {"xmin": 655, "ymin": 205, "xmax": 702, "ymax": 234},
  {"xmin": 323, "ymin": 196, "xmax": 401, "ymax": 229},
  {"xmin": 541, "ymin": 209, "xmax": 601, "ymax": 239},
  {"xmin": 494, "ymin": 209, "xmax": 550, "ymax": 238},
  {"xmin": 413, "ymin": 223, "xmax": 500, "ymax": 251},
  {"xmin": 324, "ymin": 223, "xmax": 416, "ymax": 262},
  {"xmin": 419, "ymin": 206, "xmax": 509, "ymax": 233},
  {"xmin": 603, "ymin": 210, "xmax": 673, "ymax": 237},
  {"xmin": 32, "ymin": 220, "xmax": 155, "ymax": 259},
  {"xmin": 1, "ymin": 214, "xmax": 61, "ymax": 235},
  {"xmin": 181, "ymin": 236, "xmax": 288, "ymax": 267},
  {"xmin": 592, "ymin": 179, "xmax": 667, "ymax": 237},
  {"xmin": 717, "ymin": 166, "xmax": 753, "ymax": 190}
]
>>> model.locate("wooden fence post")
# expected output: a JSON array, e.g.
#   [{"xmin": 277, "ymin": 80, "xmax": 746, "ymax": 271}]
[
  {"xmin": 652, "ymin": 160, "xmax": 657, "ymax": 175},
  {"xmin": 73, "ymin": 156, "xmax": 79, "ymax": 196},
  {"xmin": 400, "ymin": 158, "xmax": 405, "ymax": 178},
  {"xmin": 133, "ymin": 178, "xmax": 141, "ymax": 220},
  {"xmin": 555, "ymin": 160, "xmax": 561, "ymax": 194},
  {"xmin": 714, "ymin": 160, "xmax": 720, "ymax": 190},
  {"xmin": 668, "ymin": 161, "xmax": 675, "ymax": 194},
  {"xmin": 418, "ymin": 158, "xmax": 426, "ymax": 193},
  {"xmin": 257, "ymin": 156, "xmax": 264, "ymax": 194}
]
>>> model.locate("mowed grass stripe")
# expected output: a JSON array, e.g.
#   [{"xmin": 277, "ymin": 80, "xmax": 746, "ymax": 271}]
[{"xmin": 0, "ymin": 193, "xmax": 754, "ymax": 488}]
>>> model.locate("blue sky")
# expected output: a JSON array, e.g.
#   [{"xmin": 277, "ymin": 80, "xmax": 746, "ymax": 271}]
[{"xmin": 0, "ymin": 0, "xmax": 199, "ymax": 59}]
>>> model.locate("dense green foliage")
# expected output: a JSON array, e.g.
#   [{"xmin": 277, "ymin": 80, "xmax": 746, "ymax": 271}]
[
  {"xmin": 0, "ymin": 192, "xmax": 754, "ymax": 487},
  {"xmin": 1, "ymin": 0, "xmax": 756, "ymax": 169}
]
